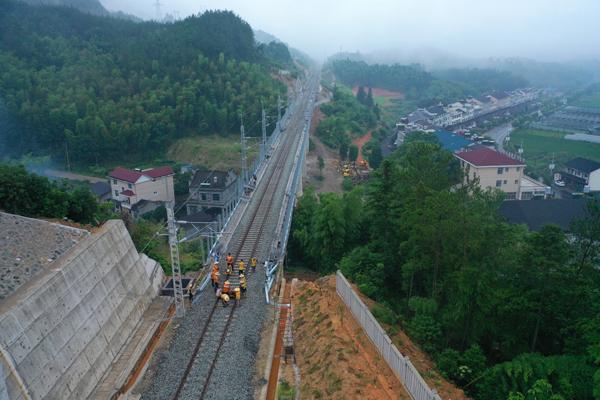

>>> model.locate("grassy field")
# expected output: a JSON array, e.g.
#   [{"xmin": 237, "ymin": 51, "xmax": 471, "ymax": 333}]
[
  {"xmin": 507, "ymin": 129, "xmax": 600, "ymax": 178},
  {"xmin": 167, "ymin": 135, "xmax": 260, "ymax": 172}
]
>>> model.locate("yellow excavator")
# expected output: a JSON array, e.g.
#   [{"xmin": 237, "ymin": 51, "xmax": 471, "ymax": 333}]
[{"xmin": 342, "ymin": 163, "xmax": 352, "ymax": 177}]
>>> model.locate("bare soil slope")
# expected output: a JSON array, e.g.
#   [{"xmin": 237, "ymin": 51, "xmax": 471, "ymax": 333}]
[{"xmin": 291, "ymin": 277, "xmax": 409, "ymax": 399}]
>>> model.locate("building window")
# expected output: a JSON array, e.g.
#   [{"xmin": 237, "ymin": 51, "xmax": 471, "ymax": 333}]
[
  {"xmin": 114, "ymin": 190, "xmax": 119, "ymax": 196},
  {"xmin": 497, "ymin": 167, "xmax": 503, "ymax": 174},
  {"xmin": 503, "ymin": 180, "xmax": 507, "ymax": 184},
  {"xmin": 496, "ymin": 180, "xmax": 502, "ymax": 187},
  {"xmin": 128, "ymin": 183, "xmax": 133, "ymax": 189},
  {"xmin": 505, "ymin": 167, "xmax": 509, "ymax": 172},
  {"xmin": 201, "ymin": 193, "xmax": 207, "ymax": 201},
  {"xmin": 213, "ymin": 193, "xmax": 220, "ymax": 201},
  {"xmin": 154, "ymin": 191, "xmax": 158, "ymax": 195},
  {"xmin": 515, "ymin": 180, "xmax": 519, "ymax": 184},
  {"xmin": 516, "ymin": 167, "xmax": 521, "ymax": 172},
  {"xmin": 113, "ymin": 179, "xmax": 117, "ymax": 184},
  {"xmin": 506, "ymin": 192, "xmax": 517, "ymax": 200}
]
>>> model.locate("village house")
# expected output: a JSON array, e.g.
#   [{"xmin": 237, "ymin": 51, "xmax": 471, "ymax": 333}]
[
  {"xmin": 561, "ymin": 157, "xmax": 600, "ymax": 192},
  {"xmin": 108, "ymin": 166, "xmax": 175, "ymax": 211},
  {"xmin": 455, "ymin": 147, "xmax": 526, "ymax": 200},
  {"xmin": 186, "ymin": 170, "xmax": 239, "ymax": 217}
]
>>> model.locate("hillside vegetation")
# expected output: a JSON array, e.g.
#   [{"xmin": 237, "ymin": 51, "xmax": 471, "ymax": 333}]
[
  {"xmin": 329, "ymin": 59, "xmax": 530, "ymax": 110},
  {"xmin": 0, "ymin": 1, "xmax": 287, "ymax": 166},
  {"xmin": 289, "ymin": 142, "xmax": 600, "ymax": 399}
]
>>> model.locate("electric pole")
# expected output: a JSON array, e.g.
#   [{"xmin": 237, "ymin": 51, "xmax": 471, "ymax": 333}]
[
  {"xmin": 240, "ymin": 115, "xmax": 248, "ymax": 184},
  {"xmin": 261, "ymin": 104, "xmax": 267, "ymax": 158},
  {"xmin": 277, "ymin": 95, "xmax": 282, "ymax": 127},
  {"xmin": 65, "ymin": 141, "xmax": 71, "ymax": 172},
  {"xmin": 166, "ymin": 201, "xmax": 185, "ymax": 317}
]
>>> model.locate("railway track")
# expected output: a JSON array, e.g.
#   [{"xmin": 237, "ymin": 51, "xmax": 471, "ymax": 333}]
[{"xmin": 170, "ymin": 80, "xmax": 312, "ymax": 399}]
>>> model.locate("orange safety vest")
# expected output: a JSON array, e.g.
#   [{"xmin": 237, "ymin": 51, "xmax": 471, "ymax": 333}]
[
  {"xmin": 223, "ymin": 281, "xmax": 230, "ymax": 293},
  {"xmin": 212, "ymin": 264, "xmax": 219, "ymax": 273},
  {"xmin": 226, "ymin": 255, "xmax": 233, "ymax": 264},
  {"xmin": 211, "ymin": 270, "xmax": 219, "ymax": 282}
]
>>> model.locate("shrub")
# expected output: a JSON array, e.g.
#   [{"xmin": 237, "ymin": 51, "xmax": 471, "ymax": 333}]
[{"xmin": 372, "ymin": 304, "xmax": 398, "ymax": 326}]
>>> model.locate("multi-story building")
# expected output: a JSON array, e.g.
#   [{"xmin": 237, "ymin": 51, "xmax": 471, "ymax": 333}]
[
  {"xmin": 108, "ymin": 166, "xmax": 175, "ymax": 210},
  {"xmin": 186, "ymin": 170, "xmax": 239, "ymax": 217},
  {"xmin": 455, "ymin": 147, "xmax": 525, "ymax": 200},
  {"xmin": 562, "ymin": 157, "xmax": 600, "ymax": 192}
]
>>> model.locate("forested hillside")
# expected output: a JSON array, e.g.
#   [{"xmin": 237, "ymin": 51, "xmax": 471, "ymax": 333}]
[
  {"xmin": 432, "ymin": 68, "xmax": 528, "ymax": 94},
  {"xmin": 289, "ymin": 142, "xmax": 600, "ymax": 399},
  {"xmin": 329, "ymin": 59, "xmax": 530, "ymax": 107},
  {"xmin": 0, "ymin": 1, "xmax": 287, "ymax": 165}
]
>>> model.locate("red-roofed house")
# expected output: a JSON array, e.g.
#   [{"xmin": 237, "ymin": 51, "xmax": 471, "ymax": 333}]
[
  {"xmin": 108, "ymin": 166, "xmax": 175, "ymax": 210},
  {"xmin": 455, "ymin": 147, "xmax": 526, "ymax": 200}
]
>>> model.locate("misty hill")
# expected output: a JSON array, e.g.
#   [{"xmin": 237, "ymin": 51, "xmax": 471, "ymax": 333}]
[
  {"xmin": 254, "ymin": 29, "xmax": 312, "ymax": 67},
  {"xmin": 329, "ymin": 58, "xmax": 532, "ymax": 108},
  {"xmin": 19, "ymin": 0, "xmax": 139, "ymax": 20},
  {"xmin": 432, "ymin": 68, "xmax": 528, "ymax": 94},
  {"xmin": 0, "ymin": 1, "xmax": 286, "ymax": 165},
  {"xmin": 335, "ymin": 48, "xmax": 598, "ymax": 90},
  {"xmin": 480, "ymin": 57, "xmax": 599, "ymax": 90},
  {"xmin": 21, "ymin": 0, "xmax": 107, "ymax": 15}
]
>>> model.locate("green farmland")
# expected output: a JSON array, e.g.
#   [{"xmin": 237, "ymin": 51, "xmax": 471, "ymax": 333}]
[{"xmin": 507, "ymin": 129, "xmax": 600, "ymax": 180}]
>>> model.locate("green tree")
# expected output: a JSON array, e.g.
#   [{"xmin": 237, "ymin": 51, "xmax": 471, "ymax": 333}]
[{"xmin": 317, "ymin": 155, "xmax": 325, "ymax": 178}]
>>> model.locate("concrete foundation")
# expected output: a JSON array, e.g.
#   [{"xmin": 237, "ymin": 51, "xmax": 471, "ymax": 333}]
[{"xmin": 0, "ymin": 218, "xmax": 164, "ymax": 400}]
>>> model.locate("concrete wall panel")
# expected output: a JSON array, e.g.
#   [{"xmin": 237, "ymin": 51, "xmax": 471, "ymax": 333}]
[
  {"xmin": 1, "ymin": 220, "xmax": 165, "ymax": 399},
  {"xmin": 0, "ymin": 315, "xmax": 23, "ymax": 347}
]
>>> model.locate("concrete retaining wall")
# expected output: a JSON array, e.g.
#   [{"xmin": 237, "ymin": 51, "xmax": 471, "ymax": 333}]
[{"xmin": 0, "ymin": 220, "xmax": 164, "ymax": 400}]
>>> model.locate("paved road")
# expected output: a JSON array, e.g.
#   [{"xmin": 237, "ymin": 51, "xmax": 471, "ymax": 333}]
[{"xmin": 484, "ymin": 122, "xmax": 513, "ymax": 151}]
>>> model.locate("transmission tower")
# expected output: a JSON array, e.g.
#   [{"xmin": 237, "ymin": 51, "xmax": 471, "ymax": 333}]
[
  {"xmin": 153, "ymin": 0, "xmax": 162, "ymax": 21},
  {"xmin": 240, "ymin": 115, "xmax": 248, "ymax": 184},
  {"xmin": 166, "ymin": 201, "xmax": 185, "ymax": 317}
]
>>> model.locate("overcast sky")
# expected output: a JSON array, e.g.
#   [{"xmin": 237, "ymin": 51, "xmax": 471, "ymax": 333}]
[{"xmin": 101, "ymin": 0, "xmax": 600, "ymax": 62}]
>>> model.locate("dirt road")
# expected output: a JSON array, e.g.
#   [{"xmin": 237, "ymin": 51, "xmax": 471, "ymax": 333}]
[{"xmin": 42, "ymin": 169, "xmax": 106, "ymax": 183}]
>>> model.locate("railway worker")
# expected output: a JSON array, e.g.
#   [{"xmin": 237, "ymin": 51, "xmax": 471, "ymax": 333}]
[
  {"xmin": 222, "ymin": 279, "xmax": 231, "ymax": 295},
  {"xmin": 238, "ymin": 259, "xmax": 246, "ymax": 275},
  {"xmin": 226, "ymin": 264, "xmax": 232, "ymax": 278},
  {"xmin": 250, "ymin": 257, "xmax": 257, "ymax": 272},
  {"xmin": 233, "ymin": 286, "xmax": 241, "ymax": 306},
  {"xmin": 211, "ymin": 268, "xmax": 220, "ymax": 290},
  {"xmin": 226, "ymin": 253, "xmax": 234, "ymax": 268},
  {"xmin": 220, "ymin": 292, "xmax": 230, "ymax": 307},
  {"xmin": 239, "ymin": 274, "xmax": 247, "ymax": 294}
]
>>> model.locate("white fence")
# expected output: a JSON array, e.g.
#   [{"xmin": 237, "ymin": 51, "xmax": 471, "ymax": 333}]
[{"xmin": 335, "ymin": 271, "xmax": 442, "ymax": 400}]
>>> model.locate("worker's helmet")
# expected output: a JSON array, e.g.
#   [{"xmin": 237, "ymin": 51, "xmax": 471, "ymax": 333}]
[{"xmin": 240, "ymin": 273, "xmax": 245, "ymax": 278}]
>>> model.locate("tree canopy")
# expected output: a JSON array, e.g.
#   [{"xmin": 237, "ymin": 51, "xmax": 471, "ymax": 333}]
[
  {"xmin": 0, "ymin": 1, "xmax": 286, "ymax": 166},
  {"xmin": 289, "ymin": 140, "xmax": 600, "ymax": 399}
]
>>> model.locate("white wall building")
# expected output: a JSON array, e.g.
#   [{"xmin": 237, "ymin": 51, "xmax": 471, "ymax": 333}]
[{"xmin": 108, "ymin": 166, "xmax": 175, "ymax": 210}]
